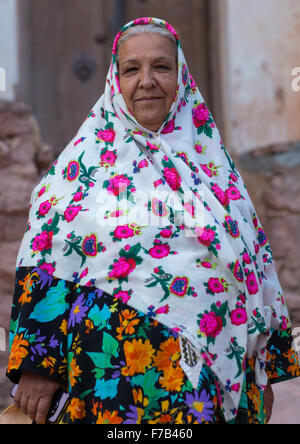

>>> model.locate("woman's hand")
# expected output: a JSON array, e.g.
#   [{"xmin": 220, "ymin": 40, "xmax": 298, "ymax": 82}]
[
  {"xmin": 14, "ymin": 371, "xmax": 61, "ymax": 424},
  {"xmin": 264, "ymin": 380, "xmax": 275, "ymax": 423}
]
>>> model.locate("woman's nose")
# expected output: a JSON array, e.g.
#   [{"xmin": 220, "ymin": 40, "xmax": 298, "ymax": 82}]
[{"xmin": 139, "ymin": 68, "xmax": 156, "ymax": 89}]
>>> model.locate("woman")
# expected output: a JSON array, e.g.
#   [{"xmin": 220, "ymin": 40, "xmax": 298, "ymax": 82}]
[{"xmin": 6, "ymin": 17, "xmax": 299, "ymax": 424}]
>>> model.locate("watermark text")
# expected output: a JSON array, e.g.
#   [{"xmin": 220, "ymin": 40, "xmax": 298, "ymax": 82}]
[
  {"xmin": 0, "ymin": 327, "xmax": 6, "ymax": 352},
  {"xmin": 291, "ymin": 67, "xmax": 300, "ymax": 92},
  {"xmin": 292, "ymin": 327, "xmax": 300, "ymax": 353},
  {"xmin": 0, "ymin": 67, "xmax": 6, "ymax": 92}
]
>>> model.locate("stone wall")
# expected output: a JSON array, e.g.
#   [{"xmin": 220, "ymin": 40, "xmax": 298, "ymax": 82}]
[
  {"xmin": 238, "ymin": 142, "xmax": 300, "ymax": 327},
  {"xmin": 0, "ymin": 100, "xmax": 54, "ymax": 411}
]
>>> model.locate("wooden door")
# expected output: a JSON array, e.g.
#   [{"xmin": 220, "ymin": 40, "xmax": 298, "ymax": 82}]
[{"xmin": 18, "ymin": 0, "xmax": 211, "ymax": 155}]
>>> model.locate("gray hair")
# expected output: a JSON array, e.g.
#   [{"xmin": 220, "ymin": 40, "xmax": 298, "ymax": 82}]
[{"xmin": 116, "ymin": 24, "xmax": 178, "ymax": 69}]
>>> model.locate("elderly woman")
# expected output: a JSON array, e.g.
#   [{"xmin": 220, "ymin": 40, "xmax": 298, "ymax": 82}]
[{"xmin": 6, "ymin": 17, "xmax": 299, "ymax": 424}]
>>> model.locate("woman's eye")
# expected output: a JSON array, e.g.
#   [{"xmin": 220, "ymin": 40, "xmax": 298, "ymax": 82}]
[
  {"xmin": 156, "ymin": 65, "xmax": 169, "ymax": 70},
  {"xmin": 125, "ymin": 67, "xmax": 138, "ymax": 73}
]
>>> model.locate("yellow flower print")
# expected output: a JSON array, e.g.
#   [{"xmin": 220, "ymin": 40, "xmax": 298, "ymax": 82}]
[
  {"xmin": 40, "ymin": 356, "xmax": 56, "ymax": 372},
  {"xmin": 123, "ymin": 338, "xmax": 155, "ymax": 376},
  {"xmin": 60, "ymin": 319, "xmax": 68, "ymax": 336},
  {"xmin": 132, "ymin": 388, "xmax": 149, "ymax": 407},
  {"xmin": 71, "ymin": 332, "xmax": 82, "ymax": 356}
]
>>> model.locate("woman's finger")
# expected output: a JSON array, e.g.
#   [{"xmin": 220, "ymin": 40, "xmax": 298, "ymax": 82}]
[
  {"xmin": 35, "ymin": 395, "xmax": 52, "ymax": 424},
  {"xmin": 27, "ymin": 396, "xmax": 40, "ymax": 422},
  {"xmin": 19, "ymin": 392, "xmax": 29, "ymax": 417}
]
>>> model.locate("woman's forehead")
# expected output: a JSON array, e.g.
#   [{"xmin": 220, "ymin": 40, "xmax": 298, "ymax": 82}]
[{"xmin": 118, "ymin": 34, "xmax": 176, "ymax": 64}]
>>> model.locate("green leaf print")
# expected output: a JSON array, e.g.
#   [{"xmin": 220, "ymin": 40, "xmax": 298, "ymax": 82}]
[{"xmin": 29, "ymin": 279, "xmax": 69, "ymax": 322}]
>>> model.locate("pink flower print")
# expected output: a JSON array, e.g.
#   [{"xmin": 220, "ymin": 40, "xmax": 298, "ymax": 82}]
[
  {"xmin": 107, "ymin": 174, "xmax": 131, "ymax": 196},
  {"xmin": 114, "ymin": 290, "xmax": 131, "ymax": 303},
  {"xmin": 156, "ymin": 304, "xmax": 170, "ymax": 314},
  {"xmin": 163, "ymin": 167, "xmax": 182, "ymax": 191},
  {"xmin": 80, "ymin": 268, "xmax": 89, "ymax": 279},
  {"xmin": 32, "ymin": 231, "xmax": 53, "ymax": 252},
  {"xmin": 108, "ymin": 257, "xmax": 136, "ymax": 279},
  {"xmin": 146, "ymin": 140, "xmax": 160, "ymax": 153},
  {"xmin": 211, "ymin": 183, "xmax": 229, "ymax": 207},
  {"xmin": 161, "ymin": 118, "xmax": 175, "ymax": 134},
  {"xmin": 201, "ymin": 260, "xmax": 212, "ymax": 269},
  {"xmin": 225, "ymin": 186, "xmax": 241, "ymax": 201},
  {"xmin": 73, "ymin": 191, "xmax": 83, "ymax": 202},
  {"xmin": 195, "ymin": 144, "xmax": 203, "ymax": 154},
  {"xmin": 114, "ymin": 225, "xmax": 135, "ymax": 240},
  {"xmin": 164, "ymin": 22, "xmax": 178, "ymax": 38},
  {"xmin": 192, "ymin": 103, "xmax": 210, "ymax": 128},
  {"xmin": 38, "ymin": 200, "xmax": 52, "ymax": 217},
  {"xmin": 39, "ymin": 262, "xmax": 56, "ymax": 275},
  {"xmin": 149, "ymin": 243, "xmax": 170, "ymax": 259},
  {"xmin": 38, "ymin": 185, "xmax": 47, "ymax": 198},
  {"xmin": 200, "ymin": 163, "xmax": 213, "ymax": 178},
  {"xmin": 199, "ymin": 312, "xmax": 223, "ymax": 338},
  {"xmin": 138, "ymin": 159, "xmax": 149, "ymax": 169},
  {"xmin": 281, "ymin": 316, "xmax": 289, "ymax": 330},
  {"xmin": 230, "ymin": 307, "xmax": 247, "ymax": 326},
  {"xmin": 207, "ymin": 277, "xmax": 225, "ymax": 294},
  {"xmin": 97, "ymin": 129, "xmax": 116, "ymax": 143},
  {"xmin": 64, "ymin": 205, "xmax": 82, "ymax": 223},
  {"xmin": 231, "ymin": 384, "xmax": 241, "ymax": 393},
  {"xmin": 112, "ymin": 31, "xmax": 122, "ymax": 55},
  {"xmin": 134, "ymin": 17, "xmax": 151, "ymax": 25},
  {"xmin": 189, "ymin": 74, "xmax": 197, "ymax": 92},
  {"xmin": 100, "ymin": 150, "xmax": 117, "ymax": 166},
  {"xmin": 160, "ymin": 228, "xmax": 173, "ymax": 238},
  {"xmin": 197, "ymin": 227, "xmax": 215, "ymax": 247},
  {"xmin": 246, "ymin": 272, "xmax": 259, "ymax": 295},
  {"xmin": 230, "ymin": 173, "xmax": 238, "ymax": 183},
  {"xmin": 243, "ymin": 252, "xmax": 251, "ymax": 264},
  {"xmin": 115, "ymin": 74, "xmax": 122, "ymax": 93}
]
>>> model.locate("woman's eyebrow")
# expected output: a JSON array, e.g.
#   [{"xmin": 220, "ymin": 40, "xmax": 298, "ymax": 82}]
[{"xmin": 121, "ymin": 56, "xmax": 173, "ymax": 65}]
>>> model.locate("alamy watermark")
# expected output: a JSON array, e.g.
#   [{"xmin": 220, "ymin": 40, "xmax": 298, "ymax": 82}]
[
  {"xmin": 291, "ymin": 67, "xmax": 300, "ymax": 92},
  {"xmin": 0, "ymin": 327, "xmax": 6, "ymax": 352},
  {"xmin": 95, "ymin": 188, "xmax": 205, "ymax": 237},
  {"xmin": 0, "ymin": 66, "xmax": 6, "ymax": 92},
  {"xmin": 292, "ymin": 327, "xmax": 300, "ymax": 354}
]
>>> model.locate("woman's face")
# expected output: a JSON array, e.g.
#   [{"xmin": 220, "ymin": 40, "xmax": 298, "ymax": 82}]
[{"xmin": 118, "ymin": 33, "xmax": 178, "ymax": 133}]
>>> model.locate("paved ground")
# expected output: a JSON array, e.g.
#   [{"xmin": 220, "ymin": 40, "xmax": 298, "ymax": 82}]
[{"xmin": 269, "ymin": 377, "xmax": 300, "ymax": 424}]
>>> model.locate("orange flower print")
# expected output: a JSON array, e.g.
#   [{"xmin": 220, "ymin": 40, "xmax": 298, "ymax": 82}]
[
  {"xmin": 69, "ymin": 356, "xmax": 82, "ymax": 387},
  {"xmin": 153, "ymin": 337, "xmax": 181, "ymax": 371},
  {"xmin": 116, "ymin": 309, "xmax": 140, "ymax": 340},
  {"xmin": 8, "ymin": 334, "xmax": 29, "ymax": 371},
  {"xmin": 123, "ymin": 339, "xmax": 155, "ymax": 376},
  {"xmin": 159, "ymin": 366, "xmax": 185, "ymax": 392},
  {"xmin": 18, "ymin": 272, "xmax": 39, "ymax": 306},
  {"xmin": 67, "ymin": 398, "xmax": 86, "ymax": 422},
  {"xmin": 96, "ymin": 410, "xmax": 123, "ymax": 424}
]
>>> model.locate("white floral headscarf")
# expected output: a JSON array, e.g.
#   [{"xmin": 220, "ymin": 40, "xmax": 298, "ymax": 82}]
[{"xmin": 16, "ymin": 17, "xmax": 291, "ymax": 422}]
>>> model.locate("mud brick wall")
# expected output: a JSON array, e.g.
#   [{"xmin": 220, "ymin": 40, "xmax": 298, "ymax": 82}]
[
  {"xmin": 239, "ymin": 142, "xmax": 300, "ymax": 327},
  {"xmin": 0, "ymin": 100, "xmax": 54, "ymax": 411}
]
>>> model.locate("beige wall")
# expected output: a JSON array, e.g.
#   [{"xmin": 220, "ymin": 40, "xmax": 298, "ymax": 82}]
[{"xmin": 219, "ymin": 0, "xmax": 300, "ymax": 154}]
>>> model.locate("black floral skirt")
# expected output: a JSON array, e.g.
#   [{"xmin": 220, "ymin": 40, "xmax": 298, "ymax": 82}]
[{"xmin": 7, "ymin": 267, "xmax": 300, "ymax": 424}]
